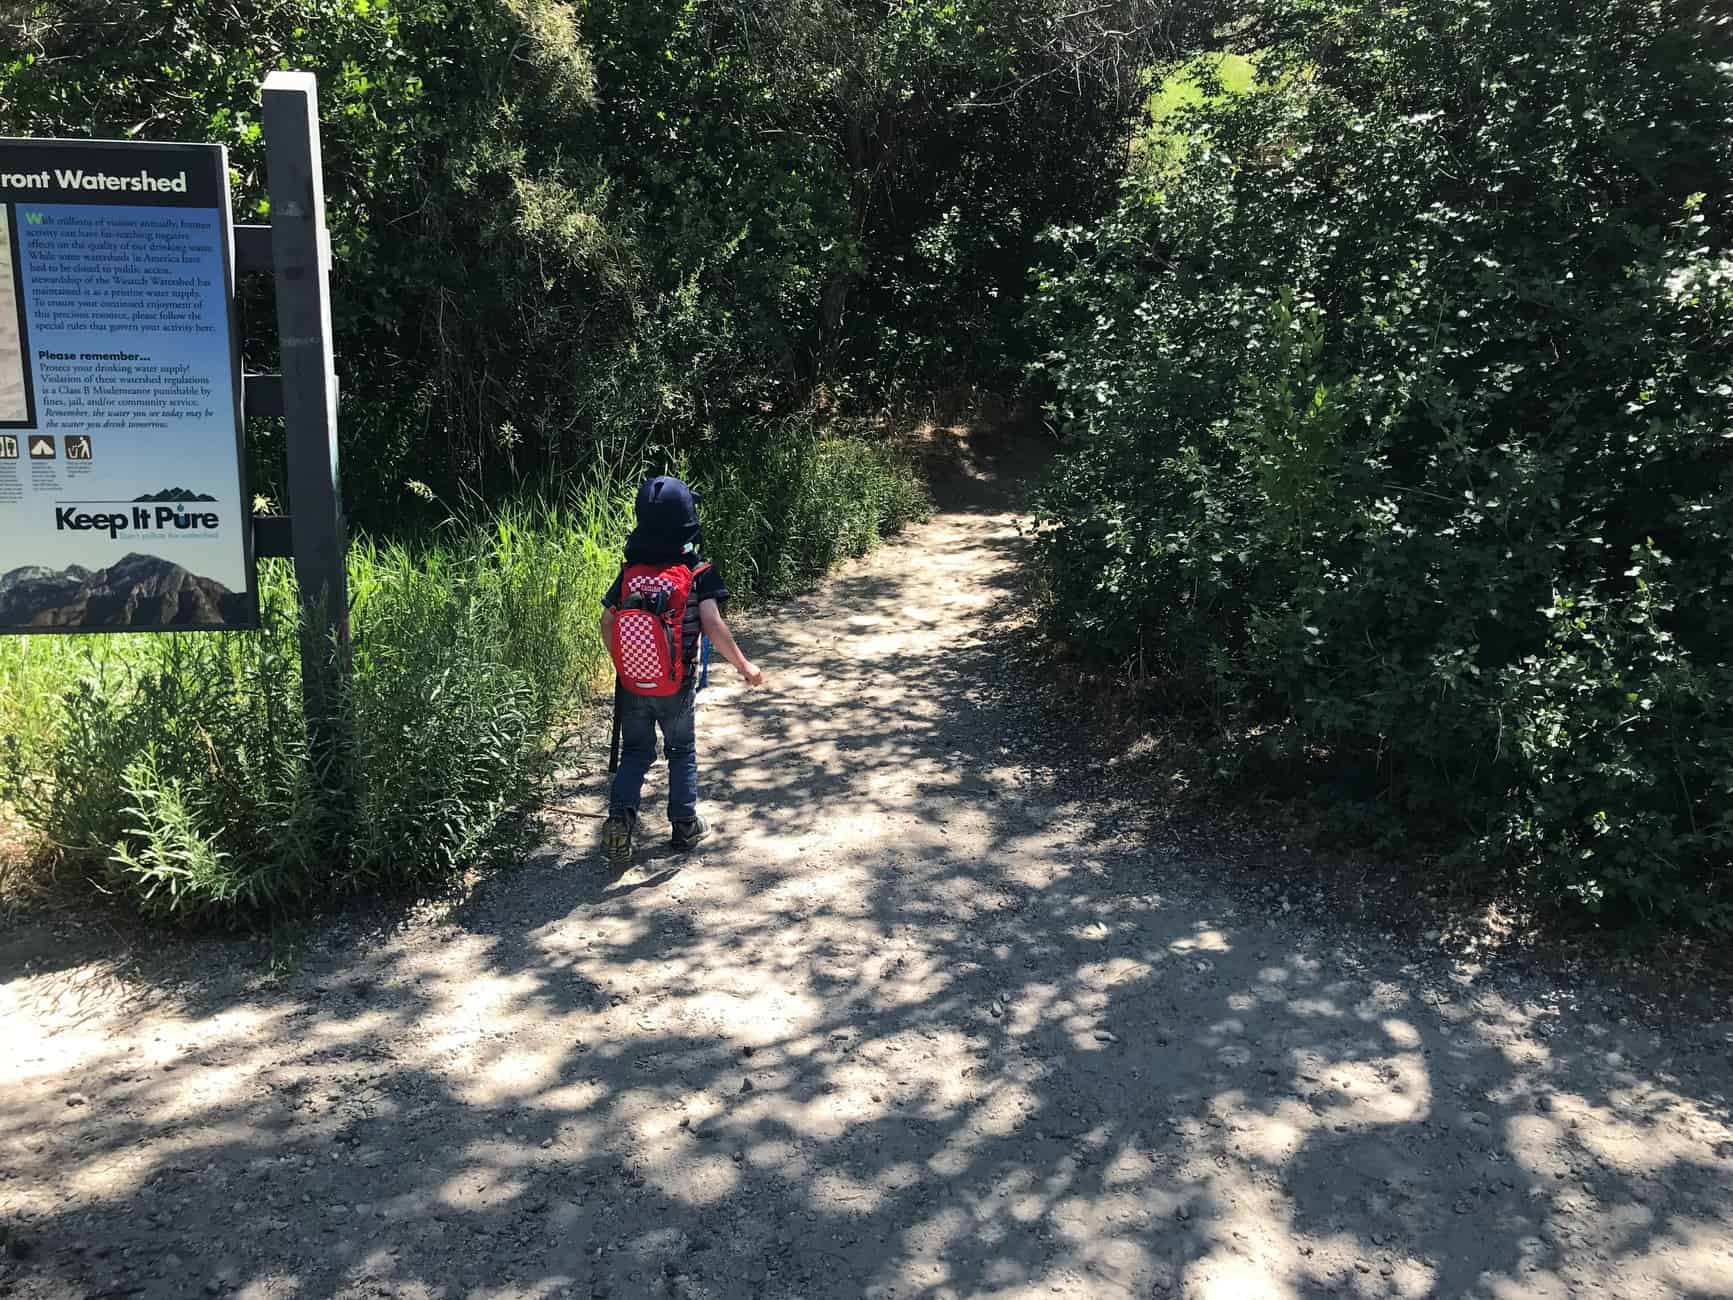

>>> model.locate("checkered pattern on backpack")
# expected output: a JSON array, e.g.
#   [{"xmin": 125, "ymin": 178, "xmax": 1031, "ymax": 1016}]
[{"xmin": 614, "ymin": 611, "xmax": 666, "ymax": 682}]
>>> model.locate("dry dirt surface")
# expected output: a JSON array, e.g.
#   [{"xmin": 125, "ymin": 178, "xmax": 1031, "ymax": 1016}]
[{"xmin": 4, "ymin": 431, "xmax": 1733, "ymax": 1300}]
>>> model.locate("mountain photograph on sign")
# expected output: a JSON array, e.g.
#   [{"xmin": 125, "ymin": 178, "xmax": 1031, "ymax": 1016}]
[
  {"xmin": 0, "ymin": 552, "xmax": 247, "ymax": 628},
  {"xmin": 0, "ymin": 206, "xmax": 26, "ymax": 423},
  {"xmin": 132, "ymin": 487, "xmax": 219, "ymax": 502}
]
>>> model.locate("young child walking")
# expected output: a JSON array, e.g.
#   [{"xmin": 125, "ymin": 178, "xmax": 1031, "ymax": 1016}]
[{"xmin": 600, "ymin": 475, "xmax": 763, "ymax": 865}]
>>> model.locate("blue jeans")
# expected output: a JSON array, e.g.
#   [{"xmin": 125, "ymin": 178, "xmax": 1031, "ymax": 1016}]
[{"xmin": 610, "ymin": 687, "xmax": 698, "ymax": 822}]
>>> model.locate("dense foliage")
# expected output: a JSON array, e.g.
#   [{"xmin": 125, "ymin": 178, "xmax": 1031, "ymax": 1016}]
[
  {"xmin": 1, "ymin": 0, "xmax": 1201, "ymax": 520},
  {"xmin": 3, "ymin": 497, "xmax": 623, "ymax": 918},
  {"xmin": 1034, "ymin": 0, "xmax": 1733, "ymax": 926}
]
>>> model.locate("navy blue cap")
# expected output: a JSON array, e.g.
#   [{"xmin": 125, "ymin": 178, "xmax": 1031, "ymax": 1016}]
[{"xmin": 626, "ymin": 475, "xmax": 703, "ymax": 560}]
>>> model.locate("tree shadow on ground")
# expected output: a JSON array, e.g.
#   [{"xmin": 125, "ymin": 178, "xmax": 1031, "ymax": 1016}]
[{"xmin": 3, "ymin": 422, "xmax": 1732, "ymax": 1300}]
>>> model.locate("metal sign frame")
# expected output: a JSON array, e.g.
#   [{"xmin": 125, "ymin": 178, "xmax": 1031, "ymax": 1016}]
[{"xmin": 0, "ymin": 196, "xmax": 35, "ymax": 430}]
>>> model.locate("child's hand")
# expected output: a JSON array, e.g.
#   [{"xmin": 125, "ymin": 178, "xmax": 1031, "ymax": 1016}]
[{"xmin": 739, "ymin": 660, "xmax": 765, "ymax": 687}]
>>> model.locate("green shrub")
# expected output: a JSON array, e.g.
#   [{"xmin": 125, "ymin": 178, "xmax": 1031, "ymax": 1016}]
[
  {"xmin": 2, "ymin": 571, "xmax": 327, "ymax": 916},
  {"xmin": 1032, "ymin": 0, "xmax": 1733, "ymax": 928}
]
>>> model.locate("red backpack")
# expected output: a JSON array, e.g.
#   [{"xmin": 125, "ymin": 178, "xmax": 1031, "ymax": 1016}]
[{"xmin": 607, "ymin": 560, "xmax": 709, "ymax": 696}]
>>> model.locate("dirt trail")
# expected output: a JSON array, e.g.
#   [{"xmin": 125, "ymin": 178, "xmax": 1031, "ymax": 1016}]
[{"xmin": 4, "ymin": 429, "xmax": 1733, "ymax": 1300}]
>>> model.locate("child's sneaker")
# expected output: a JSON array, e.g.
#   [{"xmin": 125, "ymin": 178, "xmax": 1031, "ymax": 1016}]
[
  {"xmin": 670, "ymin": 815, "xmax": 710, "ymax": 851},
  {"xmin": 600, "ymin": 808, "xmax": 637, "ymax": 866}
]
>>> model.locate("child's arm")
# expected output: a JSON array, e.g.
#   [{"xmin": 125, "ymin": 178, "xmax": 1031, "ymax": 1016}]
[{"xmin": 699, "ymin": 599, "xmax": 763, "ymax": 686}]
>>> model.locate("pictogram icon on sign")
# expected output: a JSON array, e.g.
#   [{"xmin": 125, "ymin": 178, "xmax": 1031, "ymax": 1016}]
[
  {"xmin": 0, "ymin": 434, "xmax": 18, "ymax": 459},
  {"xmin": 28, "ymin": 435, "xmax": 55, "ymax": 460},
  {"xmin": 64, "ymin": 435, "xmax": 92, "ymax": 460}
]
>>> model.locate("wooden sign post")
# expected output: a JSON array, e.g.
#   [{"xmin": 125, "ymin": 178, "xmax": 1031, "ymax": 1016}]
[
  {"xmin": 0, "ymin": 73, "xmax": 355, "ymax": 794},
  {"xmin": 261, "ymin": 72, "xmax": 348, "ymax": 678},
  {"xmin": 237, "ymin": 72, "xmax": 352, "ymax": 791}
]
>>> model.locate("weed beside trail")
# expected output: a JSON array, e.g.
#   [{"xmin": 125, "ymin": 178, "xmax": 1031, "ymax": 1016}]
[{"xmin": 702, "ymin": 425, "xmax": 930, "ymax": 605}]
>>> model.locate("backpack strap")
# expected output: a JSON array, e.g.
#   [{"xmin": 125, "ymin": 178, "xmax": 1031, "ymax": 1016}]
[{"xmin": 672, "ymin": 561, "xmax": 709, "ymax": 689}]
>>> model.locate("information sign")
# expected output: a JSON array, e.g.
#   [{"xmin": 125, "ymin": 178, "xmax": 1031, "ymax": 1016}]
[{"xmin": 0, "ymin": 139, "xmax": 253, "ymax": 632}]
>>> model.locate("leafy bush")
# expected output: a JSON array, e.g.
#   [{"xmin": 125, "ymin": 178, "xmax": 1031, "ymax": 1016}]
[
  {"xmin": 1032, "ymin": 0, "xmax": 1733, "ymax": 927},
  {"xmin": 3, "ymin": 574, "xmax": 334, "ymax": 916}
]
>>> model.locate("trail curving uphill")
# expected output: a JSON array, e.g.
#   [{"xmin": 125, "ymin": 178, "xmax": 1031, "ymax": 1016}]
[{"xmin": 2, "ymin": 426, "xmax": 1732, "ymax": 1299}]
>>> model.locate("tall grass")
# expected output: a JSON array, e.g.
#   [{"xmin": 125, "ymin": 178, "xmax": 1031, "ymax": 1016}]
[
  {"xmin": 0, "ymin": 482, "xmax": 631, "ymax": 922},
  {"xmin": 700, "ymin": 418, "xmax": 929, "ymax": 605},
  {"xmin": 0, "ymin": 426, "xmax": 924, "ymax": 924}
]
